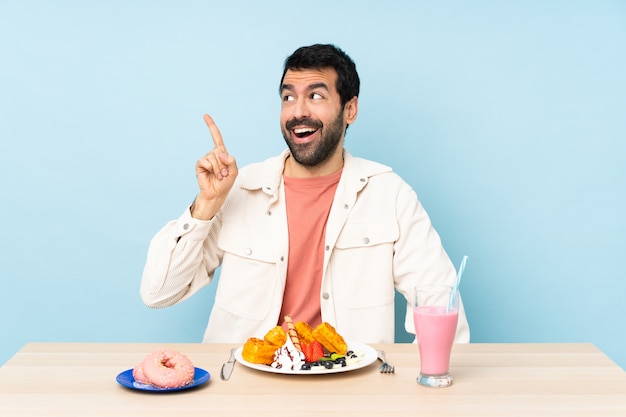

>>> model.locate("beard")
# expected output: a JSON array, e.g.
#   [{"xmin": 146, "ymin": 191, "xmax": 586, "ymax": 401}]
[{"xmin": 281, "ymin": 110, "xmax": 345, "ymax": 167}]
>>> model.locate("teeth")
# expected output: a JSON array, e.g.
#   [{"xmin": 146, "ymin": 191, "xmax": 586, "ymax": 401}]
[{"xmin": 294, "ymin": 127, "xmax": 316, "ymax": 134}]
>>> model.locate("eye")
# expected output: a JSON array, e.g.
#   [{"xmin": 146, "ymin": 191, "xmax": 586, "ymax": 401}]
[
  {"xmin": 283, "ymin": 94, "xmax": 294, "ymax": 102},
  {"xmin": 311, "ymin": 92, "xmax": 323, "ymax": 100}
]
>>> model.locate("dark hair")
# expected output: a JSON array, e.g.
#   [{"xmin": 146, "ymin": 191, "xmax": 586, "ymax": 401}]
[{"xmin": 279, "ymin": 44, "xmax": 360, "ymax": 106}]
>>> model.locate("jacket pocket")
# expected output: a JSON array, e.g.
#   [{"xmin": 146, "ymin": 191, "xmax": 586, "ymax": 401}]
[
  {"xmin": 215, "ymin": 222, "xmax": 278, "ymax": 320},
  {"xmin": 330, "ymin": 217, "xmax": 398, "ymax": 308},
  {"xmin": 334, "ymin": 216, "xmax": 399, "ymax": 249}
]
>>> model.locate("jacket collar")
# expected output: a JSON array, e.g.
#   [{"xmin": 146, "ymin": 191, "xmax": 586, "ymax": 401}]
[{"xmin": 238, "ymin": 148, "xmax": 392, "ymax": 196}]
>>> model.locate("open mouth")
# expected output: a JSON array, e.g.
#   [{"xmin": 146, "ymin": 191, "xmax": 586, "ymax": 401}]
[
  {"xmin": 293, "ymin": 126, "xmax": 319, "ymax": 139},
  {"xmin": 286, "ymin": 118, "xmax": 322, "ymax": 142}
]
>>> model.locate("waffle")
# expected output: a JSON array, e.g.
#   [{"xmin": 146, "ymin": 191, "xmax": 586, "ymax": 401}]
[
  {"xmin": 312, "ymin": 322, "xmax": 347, "ymax": 355},
  {"xmin": 241, "ymin": 326, "xmax": 287, "ymax": 365},
  {"xmin": 294, "ymin": 321, "xmax": 316, "ymax": 345}
]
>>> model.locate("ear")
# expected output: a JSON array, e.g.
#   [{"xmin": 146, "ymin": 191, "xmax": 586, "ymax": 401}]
[{"xmin": 344, "ymin": 96, "xmax": 358, "ymax": 125}]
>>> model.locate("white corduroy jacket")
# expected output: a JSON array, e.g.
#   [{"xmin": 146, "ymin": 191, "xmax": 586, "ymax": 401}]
[{"xmin": 140, "ymin": 149, "xmax": 470, "ymax": 344}]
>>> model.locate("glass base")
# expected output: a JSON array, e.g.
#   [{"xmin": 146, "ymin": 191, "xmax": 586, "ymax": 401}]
[{"xmin": 417, "ymin": 372, "xmax": 453, "ymax": 388}]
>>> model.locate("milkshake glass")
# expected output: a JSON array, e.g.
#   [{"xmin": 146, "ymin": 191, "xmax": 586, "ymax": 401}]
[{"xmin": 413, "ymin": 284, "xmax": 459, "ymax": 387}]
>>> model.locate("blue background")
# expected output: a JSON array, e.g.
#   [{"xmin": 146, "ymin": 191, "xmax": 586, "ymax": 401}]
[{"xmin": 1, "ymin": 1, "xmax": 625, "ymax": 369}]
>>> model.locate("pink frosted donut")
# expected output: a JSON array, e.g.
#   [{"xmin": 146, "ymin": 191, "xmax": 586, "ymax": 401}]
[
  {"xmin": 132, "ymin": 361, "xmax": 151, "ymax": 384},
  {"xmin": 140, "ymin": 349, "xmax": 195, "ymax": 388}
]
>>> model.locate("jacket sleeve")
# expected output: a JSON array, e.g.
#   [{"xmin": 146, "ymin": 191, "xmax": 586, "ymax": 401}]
[
  {"xmin": 391, "ymin": 181, "xmax": 471, "ymax": 343},
  {"xmin": 139, "ymin": 207, "xmax": 223, "ymax": 308}
]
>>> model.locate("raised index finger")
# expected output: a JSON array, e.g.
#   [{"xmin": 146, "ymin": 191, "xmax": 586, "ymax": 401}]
[{"xmin": 203, "ymin": 114, "xmax": 227, "ymax": 152}]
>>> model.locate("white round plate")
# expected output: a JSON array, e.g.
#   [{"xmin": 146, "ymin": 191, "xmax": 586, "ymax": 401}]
[{"xmin": 234, "ymin": 341, "xmax": 377, "ymax": 375}]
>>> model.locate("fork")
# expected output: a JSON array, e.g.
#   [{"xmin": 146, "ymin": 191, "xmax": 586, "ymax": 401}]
[{"xmin": 376, "ymin": 350, "xmax": 395, "ymax": 374}]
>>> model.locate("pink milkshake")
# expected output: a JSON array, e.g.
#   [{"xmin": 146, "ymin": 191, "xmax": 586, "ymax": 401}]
[{"xmin": 413, "ymin": 306, "xmax": 459, "ymax": 375}]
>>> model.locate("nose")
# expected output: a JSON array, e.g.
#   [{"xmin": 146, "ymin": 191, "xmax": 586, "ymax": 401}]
[{"xmin": 293, "ymin": 97, "xmax": 310, "ymax": 119}]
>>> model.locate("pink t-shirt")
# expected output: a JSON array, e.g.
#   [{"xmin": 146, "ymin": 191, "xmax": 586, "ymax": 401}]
[{"xmin": 279, "ymin": 169, "xmax": 342, "ymax": 327}]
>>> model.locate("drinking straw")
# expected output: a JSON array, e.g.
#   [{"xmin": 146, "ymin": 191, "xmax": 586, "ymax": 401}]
[{"xmin": 448, "ymin": 255, "xmax": 468, "ymax": 311}]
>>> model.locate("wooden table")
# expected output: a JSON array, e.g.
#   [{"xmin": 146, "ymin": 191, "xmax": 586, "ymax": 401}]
[{"xmin": 1, "ymin": 342, "xmax": 625, "ymax": 416}]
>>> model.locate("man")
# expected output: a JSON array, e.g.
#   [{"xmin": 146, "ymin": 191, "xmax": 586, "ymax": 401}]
[{"xmin": 140, "ymin": 44, "xmax": 470, "ymax": 344}]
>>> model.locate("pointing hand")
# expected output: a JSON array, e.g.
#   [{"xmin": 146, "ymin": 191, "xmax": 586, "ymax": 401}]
[{"xmin": 191, "ymin": 114, "xmax": 238, "ymax": 220}]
